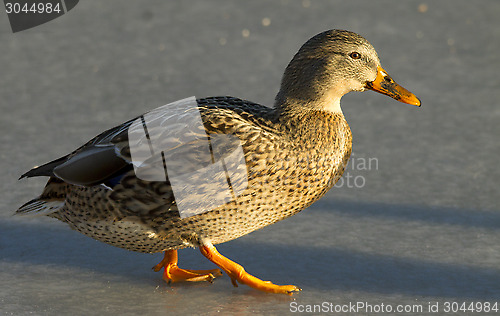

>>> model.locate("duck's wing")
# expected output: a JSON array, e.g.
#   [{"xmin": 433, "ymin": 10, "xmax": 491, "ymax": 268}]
[
  {"xmin": 19, "ymin": 117, "xmax": 135, "ymax": 186},
  {"xmin": 106, "ymin": 97, "xmax": 280, "ymax": 220},
  {"xmin": 20, "ymin": 97, "xmax": 277, "ymax": 188},
  {"xmin": 19, "ymin": 96, "xmax": 280, "ymax": 221}
]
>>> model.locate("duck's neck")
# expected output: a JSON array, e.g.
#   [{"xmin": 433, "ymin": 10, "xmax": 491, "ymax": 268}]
[{"xmin": 274, "ymin": 94, "xmax": 343, "ymax": 118}]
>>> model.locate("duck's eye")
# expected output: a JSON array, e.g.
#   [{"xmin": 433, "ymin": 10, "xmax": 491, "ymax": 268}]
[{"xmin": 349, "ymin": 52, "xmax": 361, "ymax": 59}]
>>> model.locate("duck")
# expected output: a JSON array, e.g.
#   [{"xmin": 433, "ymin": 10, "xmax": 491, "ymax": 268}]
[{"xmin": 17, "ymin": 30, "xmax": 420, "ymax": 295}]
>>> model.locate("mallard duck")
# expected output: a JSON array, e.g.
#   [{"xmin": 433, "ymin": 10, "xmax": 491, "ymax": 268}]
[{"xmin": 17, "ymin": 30, "xmax": 420, "ymax": 294}]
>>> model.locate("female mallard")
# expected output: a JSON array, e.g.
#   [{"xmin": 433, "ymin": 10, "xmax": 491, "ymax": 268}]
[{"xmin": 17, "ymin": 30, "xmax": 420, "ymax": 294}]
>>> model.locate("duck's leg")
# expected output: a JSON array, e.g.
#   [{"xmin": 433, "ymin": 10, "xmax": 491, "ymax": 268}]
[
  {"xmin": 153, "ymin": 250, "xmax": 222, "ymax": 283},
  {"xmin": 199, "ymin": 242, "xmax": 301, "ymax": 295}
]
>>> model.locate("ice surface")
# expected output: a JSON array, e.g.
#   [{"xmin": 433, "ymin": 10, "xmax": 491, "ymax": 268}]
[{"xmin": 1, "ymin": 1, "xmax": 499, "ymax": 315}]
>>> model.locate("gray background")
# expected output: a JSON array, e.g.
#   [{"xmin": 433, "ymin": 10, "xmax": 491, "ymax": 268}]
[{"xmin": 1, "ymin": 1, "xmax": 499, "ymax": 315}]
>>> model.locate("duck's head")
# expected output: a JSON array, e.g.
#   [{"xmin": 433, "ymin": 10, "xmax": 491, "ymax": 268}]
[{"xmin": 275, "ymin": 29, "xmax": 420, "ymax": 113}]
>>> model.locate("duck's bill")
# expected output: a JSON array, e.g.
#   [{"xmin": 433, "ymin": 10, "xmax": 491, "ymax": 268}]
[{"xmin": 365, "ymin": 66, "xmax": 421, "ymax": 106}]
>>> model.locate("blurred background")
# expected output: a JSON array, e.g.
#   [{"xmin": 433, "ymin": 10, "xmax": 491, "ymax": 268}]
[{"xmin": 1, "ymin": 1, "xmax": 499, "ymax": 315}]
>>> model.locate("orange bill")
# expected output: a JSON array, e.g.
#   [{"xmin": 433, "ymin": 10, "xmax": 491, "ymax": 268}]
[{"xmin": 366, "ymin": 66, "xmax": 421, "ymax": 106}]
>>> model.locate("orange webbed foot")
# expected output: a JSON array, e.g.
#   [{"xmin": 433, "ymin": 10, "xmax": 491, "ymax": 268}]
[
  {"xmin": 199, "ymin": 243, "xmax": 301, "ymax": 295},
  {"xmin": 153, "ymin": 250, "xmax": 222, "ymax": 283}
]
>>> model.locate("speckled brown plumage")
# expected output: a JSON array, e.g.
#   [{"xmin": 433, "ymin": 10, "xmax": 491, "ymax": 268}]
[{"xmin": 22, "ymin": 96, "xmax": 351, "ymax": 253}]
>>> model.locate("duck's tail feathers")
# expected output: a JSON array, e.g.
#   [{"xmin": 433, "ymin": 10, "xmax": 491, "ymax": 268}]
[
  {"xmin": 16, "ymin": 199, "xmax": 64, "ymax": 216},
  {"xmin": 16, "ymin": 177, "xmax": 69, "ymax": 216}
]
